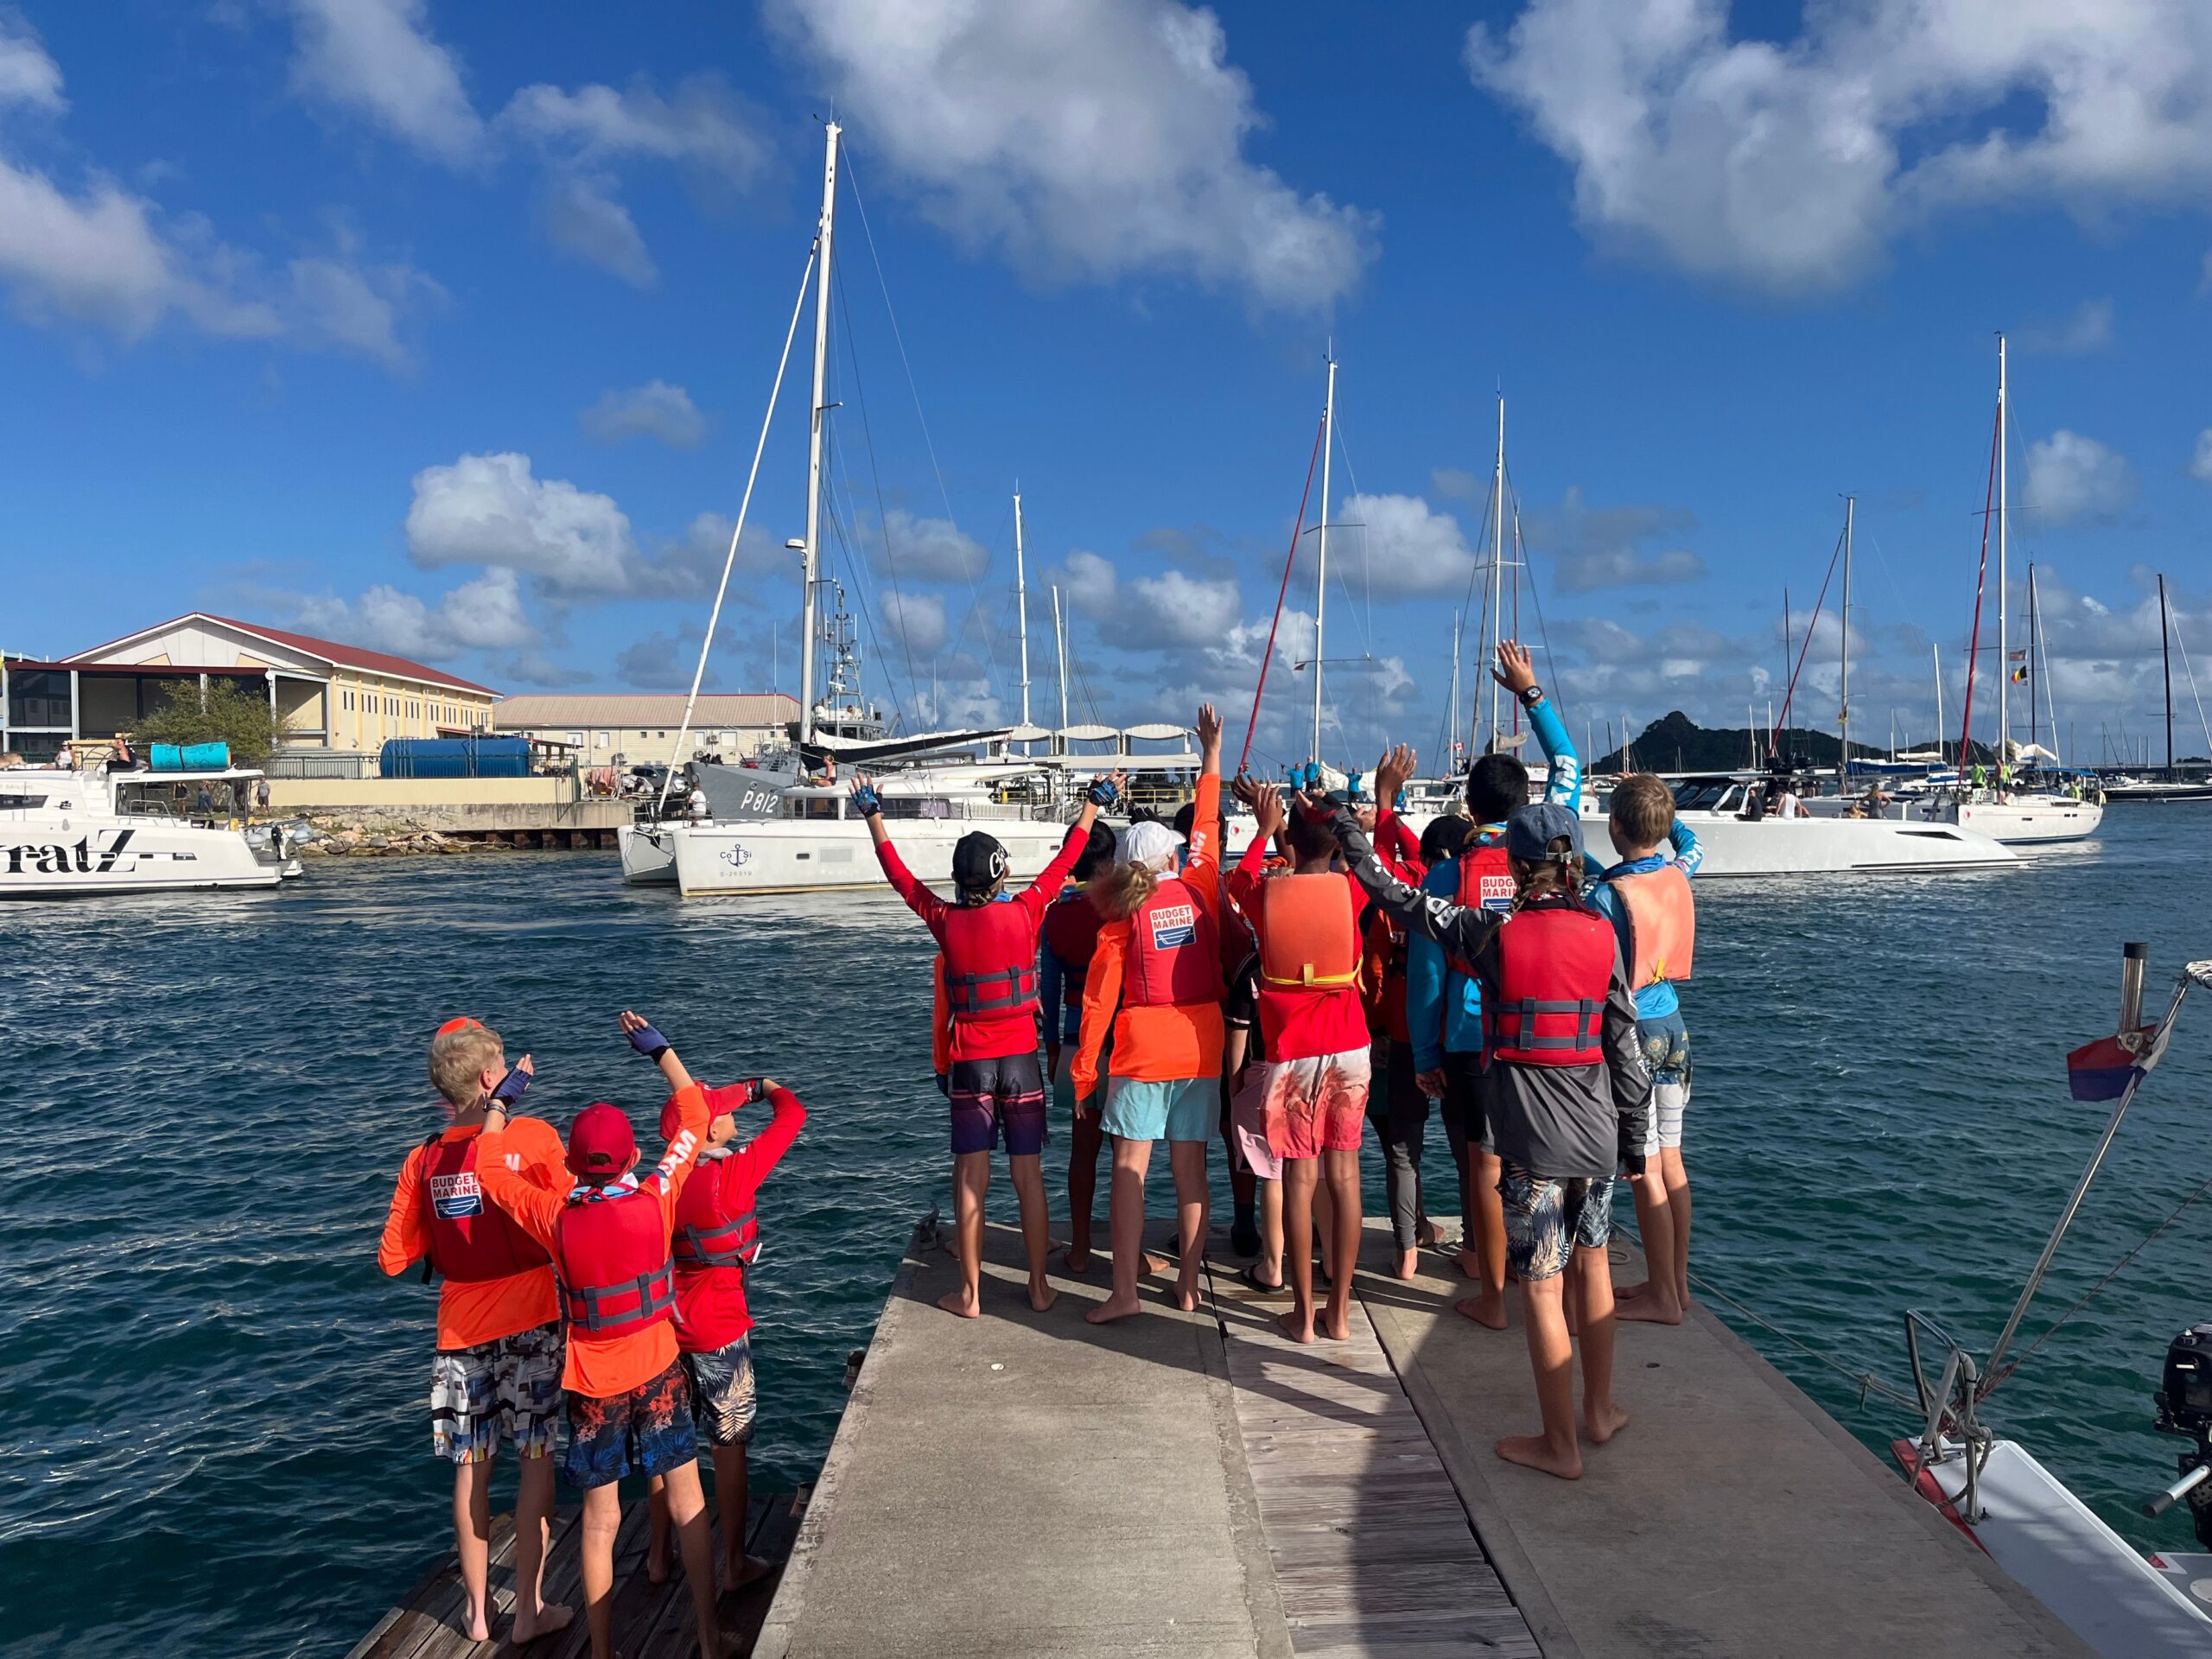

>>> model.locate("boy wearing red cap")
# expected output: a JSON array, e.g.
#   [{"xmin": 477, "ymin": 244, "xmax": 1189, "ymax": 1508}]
[
  {"xmin": 474, "ymin": 1012, "xmax": 719, "ymax": 1659},
  {"xmin": 377, "ymin": 1017, "xmax": 572, "ymax": 1647},
  {"xmin": 644, "ymin": 1074, "xmax": 807, "ymax": 1592}
]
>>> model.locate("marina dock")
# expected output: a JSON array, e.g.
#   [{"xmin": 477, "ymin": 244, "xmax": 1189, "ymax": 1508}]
[{"xmin": 753, "ymin": 1217, "xmax": 2094, "ymax": 1658}]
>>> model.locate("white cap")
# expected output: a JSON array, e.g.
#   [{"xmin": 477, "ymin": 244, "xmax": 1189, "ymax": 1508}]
[{"xmin": 1120, "ymin": 820, "xmax": 1182, "ymax": 873}]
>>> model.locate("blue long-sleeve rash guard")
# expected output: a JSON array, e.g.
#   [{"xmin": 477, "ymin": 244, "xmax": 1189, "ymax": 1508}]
[
  {"xmin": 1406, "ymin": 696, "xmax": 1580, "ymax": 1072},
  {"xmin": 1588, "ymin": 819, "xmax": 1703, "ymax": 1020}
]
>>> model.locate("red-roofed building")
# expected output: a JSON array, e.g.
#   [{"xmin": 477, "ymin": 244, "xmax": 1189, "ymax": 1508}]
[{"xmin": 0, "ymin": 613, "xmax": 501, "ymax": 762}]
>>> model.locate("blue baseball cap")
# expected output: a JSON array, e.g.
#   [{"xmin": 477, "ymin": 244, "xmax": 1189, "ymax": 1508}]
[{"xmin": 1505, "ymin": 801, "xmax": 1583, "ymax": 862}]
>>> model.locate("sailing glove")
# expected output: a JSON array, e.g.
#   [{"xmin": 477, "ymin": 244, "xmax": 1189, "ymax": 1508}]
[
  {"xmin": 1086, "ymin": 777, "xmax": 1119, "ymax": 808},
  {"xmin": 852, "ymin": 784, "xmax": 883, "ymax": 817},
  {"xmin": 489, "ymin": 1065, "xmax": 534, "ymax": 1107},
  {"xmin": 727, "ymin": 1077, "xmax": 769, "ymax": 1105},
  {"xmin": 627, "ymin": 1023, "xmax": 672, "ymax": 1062}
]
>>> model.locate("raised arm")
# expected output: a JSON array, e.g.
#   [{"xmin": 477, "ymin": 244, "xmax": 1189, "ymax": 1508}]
[
  {"xmin": 1494, "ymin": 641, "xmax": 1580, "ymax": 811},
  {"xmin": 1669, "ymin": 817, "xmax": 1704, "ymax": 878},
  {"xmin": 620, "ymin": 1009, "xmax": 695, "ymax": 1096},
  {"xmin": 1325, "ymin": 803, "xmax": 1509, "ymax": 963}
]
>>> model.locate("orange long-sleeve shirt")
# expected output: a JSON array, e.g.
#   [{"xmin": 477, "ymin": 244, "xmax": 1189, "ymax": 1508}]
[
  {"xmin": 378, "ymin": 1116, "xmax": 568, "ymax": 1351},
  {"xmin": 1070, "ymin": 774, "xmax": 1224, "ymax": 1096},
  {"xmin": 477, "ymin": 1083, "xmax": 711, "ymax": 1398}
]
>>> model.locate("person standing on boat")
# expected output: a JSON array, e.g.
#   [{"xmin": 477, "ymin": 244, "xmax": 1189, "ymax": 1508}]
[
  {"xmin": 854, "ymin": 768, "xmax": 1123, "ymax": 1319},
  {"xmin": 1325, "ymin": 799, "xmax": 1649, "ymax": 1481},
  {"xmin": 1587, "ymin": 774, "xmax": 1701, "ymax": 1326},
  {"xmin": 1405, "ymin": 641, "xmax": 1580, "ymax": 1329},
  {"xmin": 1039, "ymin": 821, "xmax": 1121, "ymax": 1274},
  {"xmin": 1070, "ymin": 705, "xmax": 1228, "ymax": 1322}
]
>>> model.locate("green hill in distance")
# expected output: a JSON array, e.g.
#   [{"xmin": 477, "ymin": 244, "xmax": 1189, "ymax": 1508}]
[{"xmin": 1588, "ymin": 710, "xmax": 1992, "ymax": 774}]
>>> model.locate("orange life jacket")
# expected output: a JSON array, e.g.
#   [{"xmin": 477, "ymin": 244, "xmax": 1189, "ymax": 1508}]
[
  {"xmin": 1257, "ymin": 872, "xmax": 1359, "ymax": 992},
  {"xmin": 419, "ymin": 1132, "xmax": 551, "ymax": 1283},
  {"xmin": 552, "ymin": 1186, "xmax": 677, "ymax": 1338},
  {"xmin": 940, "ymin": 899, "xmax": 1041, "ymax": 1022},
  {"xmin": 1481, "ymin": 899, "xmax": 1616, "ymax": 1067},
  {"xmin": 1041, "ymin": 886, "xmax": 1106, "ymax": 1009},
  {"xmin": 1605, "ymin": 862, "xmax": 1695, "ymax": 988},
  {"xmin": 1123, "ymin": 875, "xmax": 1223, "ymax": 1007},
  {"xmin": 671, "ymin": 1156, "xmax": 758, "ymax": 1280}
]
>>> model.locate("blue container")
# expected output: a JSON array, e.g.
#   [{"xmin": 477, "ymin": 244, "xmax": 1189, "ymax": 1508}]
[
  {"xmin": 147, "ymin": 741, "xmax": 233, "ymax": 772},
  {"xmin": 149, "ymin": 743, "xmax": 181, "ymax": 772},
  {"xmin": 379, "ymin": 736, "xmax": 531, "ymax": 780}
]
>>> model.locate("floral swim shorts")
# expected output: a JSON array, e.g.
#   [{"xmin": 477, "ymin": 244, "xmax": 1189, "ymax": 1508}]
[
  {"xmin": 1499, "ymin": 1163, "xmax": 1615, "ymax": 1283},
  {"xmin": 560, "ymin": 1359, "xmax": 698, "ymax": 1491}
]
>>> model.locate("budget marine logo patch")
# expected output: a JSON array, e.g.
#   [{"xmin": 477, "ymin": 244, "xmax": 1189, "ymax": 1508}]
[
  {"xmin": 1148, "ymin": 902, "xmax": 1197, "ymax": 950},
  {"xmin": 428, "ymin": 1171, "xmax": 486, "ymax": 1220}
]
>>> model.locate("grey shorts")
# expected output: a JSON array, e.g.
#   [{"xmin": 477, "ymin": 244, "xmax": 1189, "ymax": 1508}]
[
  {"xmin": 1499, "ymin": 1165, "xmax": 1614, "ymax": 1283},
  {"xmin": 429, "ymin": 1321, "xmax": 562, "ymax": 1464}
]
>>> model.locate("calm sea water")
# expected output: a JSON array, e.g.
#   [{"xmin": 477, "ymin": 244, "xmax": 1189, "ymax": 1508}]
[{"xmin": 5, "ymin": 812, "xmax": 2211, "ymax": 1656}]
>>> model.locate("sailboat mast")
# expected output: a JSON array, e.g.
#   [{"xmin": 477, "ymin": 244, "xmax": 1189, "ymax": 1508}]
[
  {"xmin": 1013, "ymin": 488, "xmax": 1032, "ymax": 741},
  {"xmin": 1489, "ymin": 395, "xmax": 1506, "ymax": 750},
  {"xmin": 1313, "ymin": 352, "xmax": 1336, "ymax": 766},
  {"xmin": 2028, "ymin": 563, "xmax": 2040, "ymax": 759},
  {"xmin": 1933, "ymin": 645, "xmax": 1945, "ymax": 765},
  {"xmin": 2161, "ymin": 572, "xmax": 2175, "ymax": 775},
  {"xmin": 797, "ymin": 122, "xmax": 841, "ymax": 748},
  {"xmin": 1052, "ymin": 584, "xmax": 1069, "ymax": 746},
  {"xmin": 1446, "ymin": 610, "xmax": 1461, "ymax": 776},
  {"xmin": 1840, "ymin": 494, "xmax": 1853, "ymax": 786},
  {"xmin": 1996, "ymin": 334, "xmax": 2009, "ymax": 784}
]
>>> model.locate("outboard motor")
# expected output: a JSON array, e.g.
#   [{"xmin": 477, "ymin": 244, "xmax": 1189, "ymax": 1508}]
[{"xmin": 2148, "ymin": 1322, "xmax": 2212, "ymax": 1546}]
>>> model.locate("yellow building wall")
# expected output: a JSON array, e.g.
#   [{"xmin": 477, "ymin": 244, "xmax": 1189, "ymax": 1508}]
[
  {"xmin": 327, "ymin": 673, "xmax": 496, "ymax": 753},
  {"xmin": 269, "ymin": 776, "xmax": 582, "ymax": 808}
]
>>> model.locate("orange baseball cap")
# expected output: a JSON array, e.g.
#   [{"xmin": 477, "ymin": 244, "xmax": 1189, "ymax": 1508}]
[{"xmin": 435, "ymin": 1016, "xmax": 483, "ymax": 1036}]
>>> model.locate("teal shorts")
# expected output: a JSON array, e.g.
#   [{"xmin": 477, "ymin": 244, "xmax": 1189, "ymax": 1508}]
[{"xmin": 1102, "ymin": 1075, "xmax": 1214, "ymax": 1143}]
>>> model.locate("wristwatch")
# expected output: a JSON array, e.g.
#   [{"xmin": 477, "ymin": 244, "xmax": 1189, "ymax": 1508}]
[{"xmin": 1518, "ymin": 683, "xmax": 1544, "ymax": 708}]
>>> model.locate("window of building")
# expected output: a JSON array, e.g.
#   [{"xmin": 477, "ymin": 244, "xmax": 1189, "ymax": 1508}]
[
  {"xmin": 6, "ymin": 669, "xmax": 70, "ymax": 728},
  {"xmin": 567, "ymin": 731, "xmax": 583, "ymax": 747}
]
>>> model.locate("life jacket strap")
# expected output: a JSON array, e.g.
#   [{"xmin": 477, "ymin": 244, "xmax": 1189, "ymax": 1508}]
[
  {"xmin": 561, "ymin": 1262, "xmax": 677, "ymax": 1332},
  {"xmin": 674, "ymin": 1211, "xmax": 758, "ymax": 1272}
]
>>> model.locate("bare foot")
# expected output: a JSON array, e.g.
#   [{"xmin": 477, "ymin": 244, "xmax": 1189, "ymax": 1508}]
[
  {"xmin": 1141, "ymin": 1250, "xmax": 1170, "ymax": 1276},
  {"xmin": 1321, "ymin": 1308, "xmax": 1351, "ymax": 1341},
  {"xmin": 1616, "ymin": 1295, "xmax": 1682, "ymax": 1325},
  {"xmin": 1416, "ymin": 1217, "xmax": 1440, "ymax": 1248},
  {"xmin": 1173, "ymin": 1280, "xmax": 1202, "ymax": 1313},
  {"xmin": 1086, "ymin": 1290, "xmax": 1141, "ymax": 1324},
  {"xmin": 463, "ymin": 1607, "xmax": 493, "ymax": 1643},
  {"xmin": 1060, "ymin": 1245, "xmax": 1093, "ymax": 1274},
  {"xmin": 645, "ymin": 1550, "xmax": 672, "ymax": 1586},
  {"xmin": 1615, "ymin": 1279, "xmax": 1650, "ymax": 1301},
  {"xmin": 1583, "ymin": 1402, "xmax": 1630, "ymax": 1446},
  {"xmin": 1456, "ymin": 1248, "xmax": 1484, "ymax": 1281},
  {"xmin": 1394, "ymin": 1247, "xmax": 1419, "ymax": 1281},
  {"xmin": 937, "ymin": 1284, "xmax": 982, "ymax": 1319},
  {"xmin": 512, "ymin": 1600, "xmax": 575, "ymax": 1643},
  {"xmin": 1027, "ymin": 1281, "xmax": 1059, "ymax": 1313},
  {"xmin": 722, "ymin": 1554, "xmax": 776, "ymax": 1592},
  {"xmin": 1497, "ymin": 1433, "xmax": 1582, "ymax": 1479},
  {"xmin": 1276, "ymin": 1308, "xmax": 1316, "ymax": 1344},
  {"xmin": 1455, "ymin": 1291, "xmax": 1508, "ymax": 1331}
]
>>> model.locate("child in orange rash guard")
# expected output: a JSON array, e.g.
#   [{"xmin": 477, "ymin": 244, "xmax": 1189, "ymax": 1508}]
[
  {"xmin": 1071, "ymin": 704, "xmax": 1227, "ymax": 1322},
  {"xmin": 377, "ymin": 1018, "xmax": 573, "ymax": 1648},
  {"xmin": 1226, "ymin": 779, "xmax": 1372, "ymax": 1346},
  {"xmin": 644, "ymin": 1075, "xmax": 806, "ymax": 1591},
  {"xmin": 474, "ymin": 1013, "xmax": 719, "ymax": 1659}
]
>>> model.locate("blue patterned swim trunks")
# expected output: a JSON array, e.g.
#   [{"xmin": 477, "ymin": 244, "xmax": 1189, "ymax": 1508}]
[{"xmin": 1499, "ymin": 1163, "xmax": 1615, "ymax": 1282}]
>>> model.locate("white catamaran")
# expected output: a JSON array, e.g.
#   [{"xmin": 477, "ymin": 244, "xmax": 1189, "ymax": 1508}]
[{"xmin": 0, "ymin": 760, "xmax": 304, "ymax": 896}]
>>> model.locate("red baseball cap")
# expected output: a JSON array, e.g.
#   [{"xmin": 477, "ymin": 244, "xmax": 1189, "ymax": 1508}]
[
  {"xmin": 566, "ymin": 1103, "xmax": 638, "ymax": 1175},
  {"xmin": 658, "ymin": 1083, "xmax": 753, "ymax": 1143}
]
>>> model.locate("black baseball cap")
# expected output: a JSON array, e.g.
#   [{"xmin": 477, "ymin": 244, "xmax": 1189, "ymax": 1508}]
[
  {"xmin": 952, "ymin": 830, "xmax": 1008, "ymax": 891},
  {"xmin": 1505, "ymin": 801, "xmax": 1583, "ymax": 862}
]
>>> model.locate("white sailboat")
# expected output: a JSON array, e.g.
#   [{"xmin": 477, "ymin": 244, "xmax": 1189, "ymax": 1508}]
[{"xmin": 0, "ymin": 760, "xmax": 303, "ymax": 896}]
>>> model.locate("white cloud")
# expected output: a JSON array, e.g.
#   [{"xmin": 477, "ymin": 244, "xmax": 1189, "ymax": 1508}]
[
  {"xmin": 283, "ymin": 251, "xmax": 438, "ymax": 367},
  {"xmin": 765, "ymin": 0, "xmax": 1375, "ymax": 310},
  {"xmin": 283, "ymin": 0, "xmax": 486, "ymax": 166},
  {"xmin": 537, "ymin": 174, "xmax": 655, "ymax": 285},
  {"xmin": 1528, "ymin": 486, "xmax": 1705, "ymax": 594},
  {"xmin": 295, "ymin": 567, "xmax": 535, "ymax": 662},
  {"xmin": 882, "ymin": 590, "xmax": 949, "ymax": 657},
  {"xmin": 404, "ymin": 452, "xmax": 638, "ymax": 595},
  {"xmin": 1431, "ymin": 466, "xmax": 1484, "ymax": 502},
  {"xmin": 581, "ymin": 380, "xmax": 706, "ymax": 448},
  {"xmin": 2190, "ymin": 429, "xmax": 2212, "ymax": 485},
  {"xmin": 876, "ymin": 510, "xmax": 989, "ymax": 582},
  {"xmin": 0, "ymin": 19, "xmax": 64, "ymax": 112},
  {"xmin": 1470, "ymin": 0, "xmax": 2212, "ymax": 293},
  {"xmin": 2023, "ymin": 430, "xmax": 2137, "ymax": 525},
  {"xmin": 628, "ymin": 512, "xmax": 793, "ymax": 600},
  {"xmin": 499, "ymin": 76, "xmax": 769, "ymax": 184},
  {"xmin": 2020, "ymin": 298, "xmax": 2113, "ymax": 357},
  {"xmin": 1055, "ymin": 550, "xmax": 1242, "ymax": 651},
  {"xmin": 1335, "ymin": 493, "xmax": 1476, "ymax": 597}
]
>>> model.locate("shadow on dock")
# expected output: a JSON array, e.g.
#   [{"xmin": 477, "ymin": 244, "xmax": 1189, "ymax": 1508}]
[{"xmin": 345, "ymin": 1487, "xmax": 806, "ymax": 1659}]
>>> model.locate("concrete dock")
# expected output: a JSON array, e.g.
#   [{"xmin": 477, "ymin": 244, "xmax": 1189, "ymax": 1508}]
[{"xmin": 756, "ymin": 1217, "xmax": 2092, "ymax": 1659}]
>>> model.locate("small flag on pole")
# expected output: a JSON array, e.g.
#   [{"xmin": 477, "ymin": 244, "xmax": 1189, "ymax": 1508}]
[
  {"xmin": 2011, "ymin": 664, "xmax": 2030, "ymax": 683},
  {"xmin": 2066, "ymin": 1023, "xmax": 2167, "ymax": 1101}
]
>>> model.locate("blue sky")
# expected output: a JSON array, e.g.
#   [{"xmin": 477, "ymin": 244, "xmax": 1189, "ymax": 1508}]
[{"xmin": 4, "ymin": 1, "xmax": 2211, "ymax": 772}]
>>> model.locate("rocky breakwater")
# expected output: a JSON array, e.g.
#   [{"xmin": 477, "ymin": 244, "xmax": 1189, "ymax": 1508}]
[{"xmin": 297, "ymin": 825, "xmax": 486, "ymax": 859}]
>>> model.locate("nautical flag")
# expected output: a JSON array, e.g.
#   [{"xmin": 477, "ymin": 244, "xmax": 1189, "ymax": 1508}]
[
  {"xmin": 2011, "ymin": 664, "xmax": 2030, "ymax": 683},
  {"xmin": 2009, "ymin": 648, "xmax": 2028, "ymax": 661},
  {"xmin": 2066, "ymin": 1022, "xmax": 2169, "ymax": 1102}
]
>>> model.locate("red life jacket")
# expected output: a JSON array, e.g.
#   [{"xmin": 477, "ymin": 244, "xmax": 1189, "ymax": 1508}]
[
  {"xmin": 940, "ymin": 899, "xmax": 1041, "ymax": 1022},
  {"xmin": 1446, "ymin": 838, "xmax": 1518, "ymax": 979},
  {"xmin": 1123, "ymin": 875, "xmax": 1223, "ymax": 1007},
  {"xmin": 552, "ymin": 1186, "xmax": 677, "ymax": 1338},
  {"xmin": 1605, "ymin": 862, "xmax": 1695, "ymax": 988},
  {"xmin": 418, "ymin": 1132, "xmax": 551, "ymax": 1283},
  {"xmin": 671, "ymin": 1156, "xmax": 759, "ymax": 1280},
  {"xmin": 1480, "ymin": 899, "xmax": 1616, "ymax": 1067},
  {"xmin": 1041, "ymin": 886, "xmax": 1105, "ymax": 1010}
]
